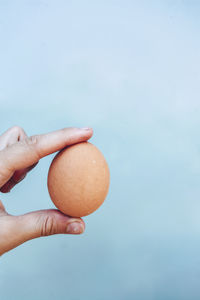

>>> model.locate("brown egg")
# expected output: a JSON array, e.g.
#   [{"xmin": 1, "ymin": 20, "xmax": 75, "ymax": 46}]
[{"xmin": 47, "ymin": 142, "xmax": 110, "ymax": 217}]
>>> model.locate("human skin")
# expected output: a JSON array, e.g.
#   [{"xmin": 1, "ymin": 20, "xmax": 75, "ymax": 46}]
[{"xmin": 0, "ymin": 126, "xmax": 93, "ymax": 256}]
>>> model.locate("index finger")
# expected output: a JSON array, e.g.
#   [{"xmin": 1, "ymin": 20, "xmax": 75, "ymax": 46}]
[{"xmin": 0, "ymin": 127, "xmax": 93, "ymax": 186}]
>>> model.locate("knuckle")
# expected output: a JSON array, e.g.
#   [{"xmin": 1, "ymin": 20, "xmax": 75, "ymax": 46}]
[
  {"xmin": 27, "ymin": 135, "xmax": 40, "ymax": 146},
  {"xmin": 41, "ymin": 215, "xmax": 56, "ymax": 236},
  {"xmin": 18, "ymin": 135, "xmax": 41, "ymax": 160},
  {"xmin": 10, "ymin": 126, "xmax": 24, "ymax": 134}
]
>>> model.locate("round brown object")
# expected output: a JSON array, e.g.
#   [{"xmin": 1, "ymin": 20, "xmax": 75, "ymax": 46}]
[{"xmin": 47, "ymin": 142, "xmax": 110, "ymax": 217}]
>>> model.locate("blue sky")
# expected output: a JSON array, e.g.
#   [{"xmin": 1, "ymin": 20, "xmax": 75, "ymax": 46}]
[{"xmin": 1, "ymin": 1, "xmax": 200, "ymax": 299}]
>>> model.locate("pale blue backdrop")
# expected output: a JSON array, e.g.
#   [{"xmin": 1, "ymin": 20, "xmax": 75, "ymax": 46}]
[{"xmin": 1, "ymin": 1, "xmax": 200, "ymax": 299}]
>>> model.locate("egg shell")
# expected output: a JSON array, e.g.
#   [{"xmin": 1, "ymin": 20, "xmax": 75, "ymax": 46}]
[{"xmin": 47, "ymin": 142, "xmax": 110, "ymax": 217}]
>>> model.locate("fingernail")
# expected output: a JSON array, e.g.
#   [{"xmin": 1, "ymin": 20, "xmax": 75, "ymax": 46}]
[
  {"xmin": 66, "ymin": 222, "xmax": 84, "ymax": 234},
  {"xmin": 81, "ymin": 127, "xmax": 91, "ymax": 130}
]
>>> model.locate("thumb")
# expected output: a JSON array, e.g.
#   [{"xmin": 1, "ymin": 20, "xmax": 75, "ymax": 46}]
[
  {"xmin": 1, "ymin": 210, "xmax": 85, "ymax": 255},
  {"xmin": 20, "ymin": 209, "xmax": 85, "ymax": 238}
]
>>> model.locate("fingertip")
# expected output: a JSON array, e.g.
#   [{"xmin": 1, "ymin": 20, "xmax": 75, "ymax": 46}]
[
  {"xmin": 66, "ymin": 219, "xmax": 85, "ymax": 234},
  {"xmin": 79, "ymin": 127, "xmax": 93, "ymax": 136},
  {"xmin": 75, "ymin": 127, "xmax": 93, "ymax": 142},
  {"xmin": 62, "ymin": 127, "xmax": 93, "ymax": 142}
]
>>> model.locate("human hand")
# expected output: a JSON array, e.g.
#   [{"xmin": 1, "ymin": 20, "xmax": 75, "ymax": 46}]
[{"xmin": 0, "ymin": 126, "xmax": 93, "ymax": 256}]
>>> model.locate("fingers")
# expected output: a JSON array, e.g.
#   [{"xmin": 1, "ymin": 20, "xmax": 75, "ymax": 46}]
[
  {"xmin": 0, "ymin": 209, "xmax": 85, "ymax": 255},
  {"xmin": 0, "ymin": 126, "xmax": 37, "ymax": 192},
  {"xmin": 0, "ymin": 126, "xmax": 27, "ymax": 151},
  {"xmin": 0, "ymin": 127, "xmax": 93, "ymax": 188}
]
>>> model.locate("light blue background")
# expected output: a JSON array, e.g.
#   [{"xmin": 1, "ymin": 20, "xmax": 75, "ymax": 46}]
[{"xmin": 1, "ymin": 1, "xmax": 200, "ymax": 299}]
